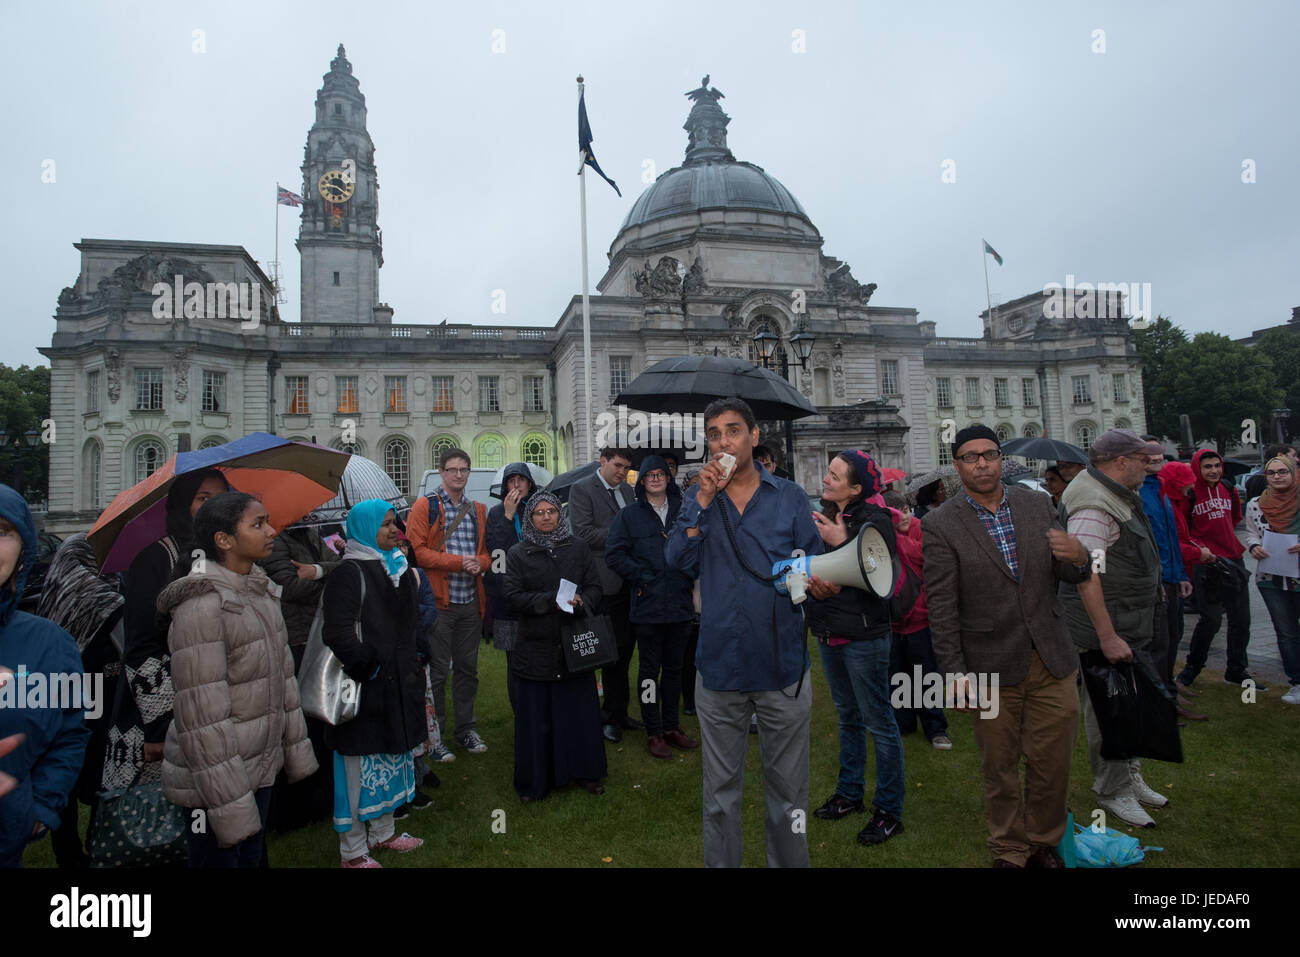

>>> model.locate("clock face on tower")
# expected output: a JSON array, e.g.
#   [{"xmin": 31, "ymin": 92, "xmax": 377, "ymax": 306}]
[{"xmin": 317, "ymin": 169, "xmax": 355, "ymax": 204}]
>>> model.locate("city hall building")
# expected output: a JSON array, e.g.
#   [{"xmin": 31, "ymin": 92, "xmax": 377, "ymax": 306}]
[{"xmin": 40, "ymin": 46, "xmax": 1145, "ymax": 535}]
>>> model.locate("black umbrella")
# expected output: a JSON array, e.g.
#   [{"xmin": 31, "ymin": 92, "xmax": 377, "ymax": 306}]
[
  {"xmin": 546, "ymin": 461, "xmax": 599, "ymax": 506},
  {"xmin": 1221, "ymin": 458, "xmax": 1253, "ymax": 479},
  {"xmin": 1000, "ymin": 436, "xmax": 1088, "ymax": 464},
  {"xmin": 614, "ymin": 355, "xmax": 817, "ymax": 421}
]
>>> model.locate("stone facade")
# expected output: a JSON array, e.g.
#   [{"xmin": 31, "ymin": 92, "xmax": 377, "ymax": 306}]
[{"xmin": 38, "ymin": 56, "xmax": 1145, "ymax": 536}]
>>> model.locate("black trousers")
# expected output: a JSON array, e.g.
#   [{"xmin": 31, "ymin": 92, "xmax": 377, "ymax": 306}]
[
  {"xmin": 636, "ymin": 621, "xmax": 690, "ymax": 736},
  {"xmin": 1181, "ymin": 560, "xmax": 1251, "ymax": 683},
  {"xmin": 1153, "ymin": 582, "xmax": 1183, "ymax": 694},
  {"xmin": 598, "ymin": 591, "xmax": 636, "ymax": 724},
  {"xmin": 682, "ymin": 618, "xmax": 699, "ymax": 710}
]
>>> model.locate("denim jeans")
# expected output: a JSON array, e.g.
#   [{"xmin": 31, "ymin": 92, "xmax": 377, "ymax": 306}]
[
  {"xmin": 186, "ymin": 786, "xmax": 273, "ymax": 868},
  {"xmin": 817, "ymin": 638, "xmax": 905, "ymax": 819},
  {"xmin": 1258, "ymin": 586, "xmax": 1300, "ymax": 686}
]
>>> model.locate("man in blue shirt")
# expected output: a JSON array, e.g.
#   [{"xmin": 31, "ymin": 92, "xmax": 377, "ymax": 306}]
[
  {"xmin": 666, "ymin": 397, "xmax": 822, "ymax": 867},
  {"xmin": 1139, "ymin": 439, "xmax": 1198, "ymax": 716}
]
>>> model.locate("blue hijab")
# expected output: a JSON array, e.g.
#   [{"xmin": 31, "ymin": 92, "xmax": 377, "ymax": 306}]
[{"xmin": 345, "ymin": 499, "xmax": 408, "ymax": 578}]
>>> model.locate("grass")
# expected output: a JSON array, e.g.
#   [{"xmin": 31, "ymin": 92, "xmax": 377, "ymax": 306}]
[{"xmin": 24, "ymin": 640, "xmax": 1300, "ymax": 868}]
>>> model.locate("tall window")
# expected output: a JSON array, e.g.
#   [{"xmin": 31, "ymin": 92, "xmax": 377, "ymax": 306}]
[
  {"xmin": 135, "ymin": 368, "xmax": 164, "ymax": 410},
  {"xmin": 475, "ymin": 434, "xmax": 504, "ymax": 469},
  {"xmin": 609, "ymin": 357, "xmax": 631, "ymax": 399},
  {"xmin": 1021, "ymin": 423, "xmax": 1040, "ymax": 466},
  {"xmin": 385, "ymin": 376, "xmax": 407, "ymax": 413},
  {"xmin": 86, "ymin": 371, "xmax": 100, "ymax": 414},
  {"xmin": 133, "ymin": 439, "xmax": 166, "ymax": 483},
  {"xmin": 431, "ymin": 376, "xmax": 455, "ymax": 412},
  {"xmin": 429, "ymin": 435, "xmax": 460, "ymax": 469},
  {"xmin": 285, "ymin": 376, "xmax": 309, "ymax": 415},
  {"xmin": 935, "ymin": 377, "xmax": 953, "ymax": 408},
  {"xmin": 83, "ymin": 442, "xmax": 101, "ymax": 510},
  {"xmin": 936, "ymin": 430, "xmax": 953, "ymax": 466},
  {"xmin": 1112, "ymin": 372, "xmax": 1127, "ymax": 402},
  {"xmin": 1075, "ymin": 422, "xmax": 1097, "ymax": 451},
  {"xmin": 383, "ymin": 437, "xmax": 411, "ymax": 495},
  {"xmin": 336, "ymin": 376, "xmax": 359, "ymax": 414},
  {"xmin": 965, "ymin": 377, "xmax": 981, "ymax": 407},
  {"xmin": 995, "ymin": 424, "xmax": 1012, "ymax": 443},
  {"xmin": 1022, "ymin": 377, "xmax": 1038, "ymax": 408},
  {"xmin": 201, "ymin": 371, "xmax": 225, "ymax": 413},
  {"xmin": 879, "ymin": 359, "xmax": 899, "ymax": 396},
  {"xmin": 994, "ymin": 377, "xmax": 1010, "ymax": 408},
  {"xmin": 521, "ymin": 434, "xmax": 548, "ymax": 467},
  {"xmin": 523, "ymin": 375, "xmax": 545, "ymax": 412},
  {"xmin": 478, "ymin": 376, "xmax": 500, "ymax": 413},
  {"xmin": 1071, "ymin": 375, "xmax": 1092, "ymax": 406}
]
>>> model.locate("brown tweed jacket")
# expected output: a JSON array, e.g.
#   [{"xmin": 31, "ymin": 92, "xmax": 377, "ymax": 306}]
[{"xmin": 921, "ymin": 484, "xmax": 1091, "ymax": 686}]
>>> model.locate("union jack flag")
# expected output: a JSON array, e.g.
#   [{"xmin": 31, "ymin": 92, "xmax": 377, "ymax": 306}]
[{"xmin": 277, "ymin": 185, "xmax": 304, "ymax": 207}]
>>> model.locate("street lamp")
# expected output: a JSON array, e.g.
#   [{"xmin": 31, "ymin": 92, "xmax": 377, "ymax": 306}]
[
  {"xmin": 1, "ymin": 428, "xmax": 40, "ymax": 494},
  {"xmin": 752, "ymin": 329, "xmax": 779, "ymax": 367},
  {"xmin": 789, "ymin": 320, "xmax": 816, "ymax": 370}
]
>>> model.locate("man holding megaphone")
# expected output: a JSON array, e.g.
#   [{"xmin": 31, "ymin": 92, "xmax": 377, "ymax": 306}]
[{"xmin": 666, "ymin": 397, "xmax": 822, "ymax": 868}]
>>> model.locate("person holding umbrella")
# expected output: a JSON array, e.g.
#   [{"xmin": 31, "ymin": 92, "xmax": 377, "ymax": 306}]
[
  {"xmin": 158, "ymin": 491, "xmax": 317, "ymax": 867},
  {"xmin": 102, "ymin": 469, "xmax": 229, "ymax": 794}
]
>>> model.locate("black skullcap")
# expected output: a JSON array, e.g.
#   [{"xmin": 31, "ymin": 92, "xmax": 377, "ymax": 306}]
[{"xmin": 952, "ymin": 424, "xmax": 1000, "ymax": 459}]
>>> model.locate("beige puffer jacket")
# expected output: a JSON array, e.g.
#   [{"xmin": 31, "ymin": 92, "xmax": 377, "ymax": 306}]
[{"xmin": 159, "ymin": 560, "xmax": 317, "ymax": 847}]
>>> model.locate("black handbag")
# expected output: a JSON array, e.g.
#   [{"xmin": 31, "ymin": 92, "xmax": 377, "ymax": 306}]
[
  {"xmin": 1080, "ymin": 649, "xmax": 1183, "ymax": 764},
  {"xmin": 560, "ymin": 613, "xmax": 619, "ymax": 674},
  {"xmin": 88, "ymin": 769, "xmax": 189, "ymax": 868}
]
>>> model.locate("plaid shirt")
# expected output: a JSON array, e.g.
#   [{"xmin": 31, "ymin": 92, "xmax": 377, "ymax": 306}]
[
  {"xmin": 963, "ymin": 486, "xmax": 1020, "ymax": 579},
  {"xmin": 437, "ymin": 488, "xmax": 479, "ymax": 604}
]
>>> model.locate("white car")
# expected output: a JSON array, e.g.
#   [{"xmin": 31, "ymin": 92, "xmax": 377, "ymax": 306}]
[{"xmin": 415, "ymin": 468, "xmax": 497, "ymax": 509}]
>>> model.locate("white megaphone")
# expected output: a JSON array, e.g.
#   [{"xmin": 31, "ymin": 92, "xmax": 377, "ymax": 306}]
[{"xmin": 771, "ymin": 525, "xmax": 897, "ymax": 605}]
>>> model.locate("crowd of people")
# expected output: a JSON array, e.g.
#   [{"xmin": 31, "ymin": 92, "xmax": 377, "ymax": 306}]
[{"xmin": 1, "ymin": 411, "xmax": 1296, "ymax": 869}]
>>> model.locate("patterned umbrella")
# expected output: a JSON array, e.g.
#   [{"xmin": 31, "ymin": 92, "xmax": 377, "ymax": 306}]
[{"xmin": 88, "ymin": 433, "xmax": 349, "ymax": 572}]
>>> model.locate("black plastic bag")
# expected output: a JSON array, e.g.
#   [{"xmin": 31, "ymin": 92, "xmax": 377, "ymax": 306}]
[{"xmin": 1080, "ymin": 648, "xmax": 1183, "ymax": 763}]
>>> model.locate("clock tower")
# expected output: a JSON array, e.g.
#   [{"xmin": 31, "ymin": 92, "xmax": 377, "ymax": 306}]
[{"xmin": 298, "ymin": 44, "xmax": 383, "ymax": 324}]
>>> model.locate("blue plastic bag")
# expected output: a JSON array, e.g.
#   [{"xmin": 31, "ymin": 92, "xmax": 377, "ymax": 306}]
[{"xmin": 1072, "ymin": 822, "xmax": 1163, "ymax": 868}]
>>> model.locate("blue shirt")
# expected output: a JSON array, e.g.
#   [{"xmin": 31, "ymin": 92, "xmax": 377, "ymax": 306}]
[
  {"xmin": 666, "ymin": 467, "xmax": 822, "ymax": 691},
  {"xmin": 962, "ymin": 486, "xmax": 1020, "ymax": 579},
  {"xmin": 1140, "ymin": 474, "xmax": 1188, "ymax": 585}
]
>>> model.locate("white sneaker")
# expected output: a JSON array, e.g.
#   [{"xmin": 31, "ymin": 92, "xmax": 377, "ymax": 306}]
[
  {"xmin": 1127, "ymin": 766, "xmax": 1168, "ymax": 808},
  {"xmin": 1097, "ymin": 791, "xmax": 1156, "ymax": 829},
  {"xmin": 1282, "ymin": 685, "xmax": 1300, "ymax": 705},
  {"xmin": 930, "ymin": 734, "xmax": 953, "ymax": 751},
  {"xmin": 458, "ymin": 730, "xmax": 488, "ymax": 754}
]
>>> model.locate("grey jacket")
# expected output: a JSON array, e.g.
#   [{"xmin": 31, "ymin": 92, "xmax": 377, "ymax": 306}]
[
  {"xmin": 568, "ymin": 471, "xmax": 636, "ymax": 597},
  {"xmin": 158, "ymin": 562, "xmax": 317, "ymax": 847},
  {"xmin": 922, "ymin": 484, "xmax": 1091, "ymax": 686}
]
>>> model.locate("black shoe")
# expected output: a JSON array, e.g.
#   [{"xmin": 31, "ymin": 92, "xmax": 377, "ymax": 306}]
[
  {"xmin": 422, "ymin": 771, "xmax": 441, "ymax": 789},
  {"xmin": 618, "ymin": 715, "xmax": 645, "ymax": 731},
  {"xmin": 856, "ymin": 809, "xmax": 904, "ymax": 846},
  {"xmin": 1225, "ymin": 673, "xmax": 1268, "ymax": 692},
  {"xmin": 602, "ymin": 723, "xmax": 622, "ymax": 743},
  {"xmin": 813, "ymin": 793, "xmax": 865, "ymax": 821},
  {"xmin": 682, "ymin": 705, "xmax": 697, "ymax": 716},
  {"xmin": 393, "ymin": 803, "xmax": 411, "ymax": 821},
  {"xmin": 409, "ymin": 790, "xmax": 432, "ymax": 811}
]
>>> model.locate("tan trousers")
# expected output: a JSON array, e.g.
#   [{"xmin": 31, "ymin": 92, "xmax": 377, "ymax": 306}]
[{"xmin": 970, "ymin": 650, "xmax": 1079, "ymax": 866}]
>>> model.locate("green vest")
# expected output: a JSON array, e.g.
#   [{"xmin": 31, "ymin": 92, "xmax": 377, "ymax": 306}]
[{"xmin": 1059, "ymin": 466, "xmax": 1162, "ymax": 651}]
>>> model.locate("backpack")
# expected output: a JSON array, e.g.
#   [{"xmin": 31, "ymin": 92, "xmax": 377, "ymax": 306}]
[{"xmin": 888, "ymin": 556, "xmax": 923, "ymax": 624}]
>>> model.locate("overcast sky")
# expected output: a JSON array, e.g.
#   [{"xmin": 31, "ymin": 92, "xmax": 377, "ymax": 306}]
[{"xmin": 4, "ymin": 0, "xmax": 1296, "ymax": 368}]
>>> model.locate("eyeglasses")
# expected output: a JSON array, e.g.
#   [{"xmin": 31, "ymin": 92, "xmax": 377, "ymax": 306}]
[
  {"xmin": 441, "ymin": 467, "xmax": 470, "ymax": 475},
  {"xmin": 1265, "ymin": 469, "xmax": 1292, "ymax": 477},
  {"xmin": 643, "ymin": 471, "xmax": 667, "ymax": 481},
  {"xmin": 954, "ymin": 449, "xmax": 1003, "ymax": 464},
  {"xmin": 532, "ymin": 508, "xmax": 559, "ymax": 518}
]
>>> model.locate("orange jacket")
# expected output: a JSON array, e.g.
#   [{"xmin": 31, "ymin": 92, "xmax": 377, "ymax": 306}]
[{"xmin": 406, "ymin": 494, "xmax": 490, "ymax": 612}]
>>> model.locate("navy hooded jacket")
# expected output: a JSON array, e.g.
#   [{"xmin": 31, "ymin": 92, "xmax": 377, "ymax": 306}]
[
  {"xmin": 606, "ymin": 456, "xmax": 695, "ymax": 625},
  {"xmin": 485, "ymin": 462, "xmax": 537, "ymax": 622},
  {"xmin": 0, "ymin": 485, "xmax": 90, "ymax": 865}
]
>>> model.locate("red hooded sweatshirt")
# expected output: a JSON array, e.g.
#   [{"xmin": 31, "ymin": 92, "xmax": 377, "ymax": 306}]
[
  {"xmin": 1178, "ymin": 450, "xmax": 1243, "ymax": 560},
  {"xmin": 887, "ymin": 508, "xmax": 928, "ymax": 634},
  {"xmin": 1159, "ymin": 460, "xmax": 1211, "ymax": 568}
]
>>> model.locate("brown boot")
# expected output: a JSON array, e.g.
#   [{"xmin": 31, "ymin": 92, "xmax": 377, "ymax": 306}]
[{"xmin": 647, "ymin": 734, "xmax": 672, "ymax": 760}]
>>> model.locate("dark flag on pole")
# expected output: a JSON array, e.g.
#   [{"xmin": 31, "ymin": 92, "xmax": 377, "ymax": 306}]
[{"xmin": 578, "ymin": 89, "xmax": 621, "ymax": 197}]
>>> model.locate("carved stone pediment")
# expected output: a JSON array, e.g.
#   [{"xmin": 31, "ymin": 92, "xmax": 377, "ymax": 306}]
[
  {"xmin": 633, "ymin": 256, "xmax": 683, "ymax": 298},
  {"xmin": 92, "ymin": 252, "xmax": 216, "ymax": 304}
]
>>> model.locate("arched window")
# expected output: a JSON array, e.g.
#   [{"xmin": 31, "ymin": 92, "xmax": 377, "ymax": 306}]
[
  {"xmin": 83, "ymin": 440, "xmax": 102, "ymax": 510},
  {"xmin": 995, "ymin": 424, "xmax": 1013, "ymax": 444},
  {"xmin": 132, "ymin": 438, "xmax": 166, "ymax": 485},
  {"xmin": 198, "ymin": 436, "xmax": 224, "ymax": 451},
  {"xmin": 1020, "ymin": 423, "xmax": 1040, "ymax": 467},
  {"xmin": 1115, "ymin": 417, "xmax": 1132, "ymax": 431},
  {"xmin": 521, "ymin": 434, "xmax": 548, "ymax": 468},
  {"xmin": 475, "ymin": 433, "xmax": 505, "ymax": 470},
  {"xmin": 383, "ymin": 437, "xmax": 412, "ymax": 496},
  {"xmin": 1075, "ymin": 422, "xmax": 1097, "ymax": 452},
  {"xmin": 429, "ymin": 434, "xmax": 461, "ymax": 470},
  {"xmin": 936, "ymin": 429, "xmax": 953, "ymax": 466}
]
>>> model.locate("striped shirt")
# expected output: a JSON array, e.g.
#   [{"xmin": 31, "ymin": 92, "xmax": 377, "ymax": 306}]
[
  {"xmin": 963, "ymin": 487, "xmax": 1020, "ymax": 579},
  {"xmin": 437, "ymin": 488, "xmax": 478, "ymax": 604}
]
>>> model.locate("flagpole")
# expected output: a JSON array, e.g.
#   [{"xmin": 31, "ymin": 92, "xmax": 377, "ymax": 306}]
[
  {"xmin": 275, "ymin": 191, "xmax": 280, "ymax": 303},
  {"xmin": 578, "ymin": 76, "xmax": 594, "ymax": 463},
  {"xmin": 982, "ymin": 239, "xmax": 993, "ymax": 328}
]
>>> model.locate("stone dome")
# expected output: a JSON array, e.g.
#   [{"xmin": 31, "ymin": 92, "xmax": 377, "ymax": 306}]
[{"xmin": 619, "ymin": 160, "xmax": 811, "ymax": 232}]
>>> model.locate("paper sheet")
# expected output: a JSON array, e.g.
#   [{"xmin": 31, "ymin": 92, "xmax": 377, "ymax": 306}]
[
  {"xmin": 556, "ymin": 578, "xmax": 578, "ymax": 613},
  {"xmin": 1258, "ymin": 531, "xmax": 1300, "ymax": 578}
]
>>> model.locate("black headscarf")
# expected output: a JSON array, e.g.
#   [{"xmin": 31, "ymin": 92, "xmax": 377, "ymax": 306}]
[{"xmin": 520, "ymin": 490, "xmax": 572, "ymax": 549}]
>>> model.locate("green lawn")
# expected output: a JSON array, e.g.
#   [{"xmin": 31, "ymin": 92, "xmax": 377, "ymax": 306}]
[{"xmin": 24, "ymin": 640, "xmax": 1300, "ymax": 868}]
